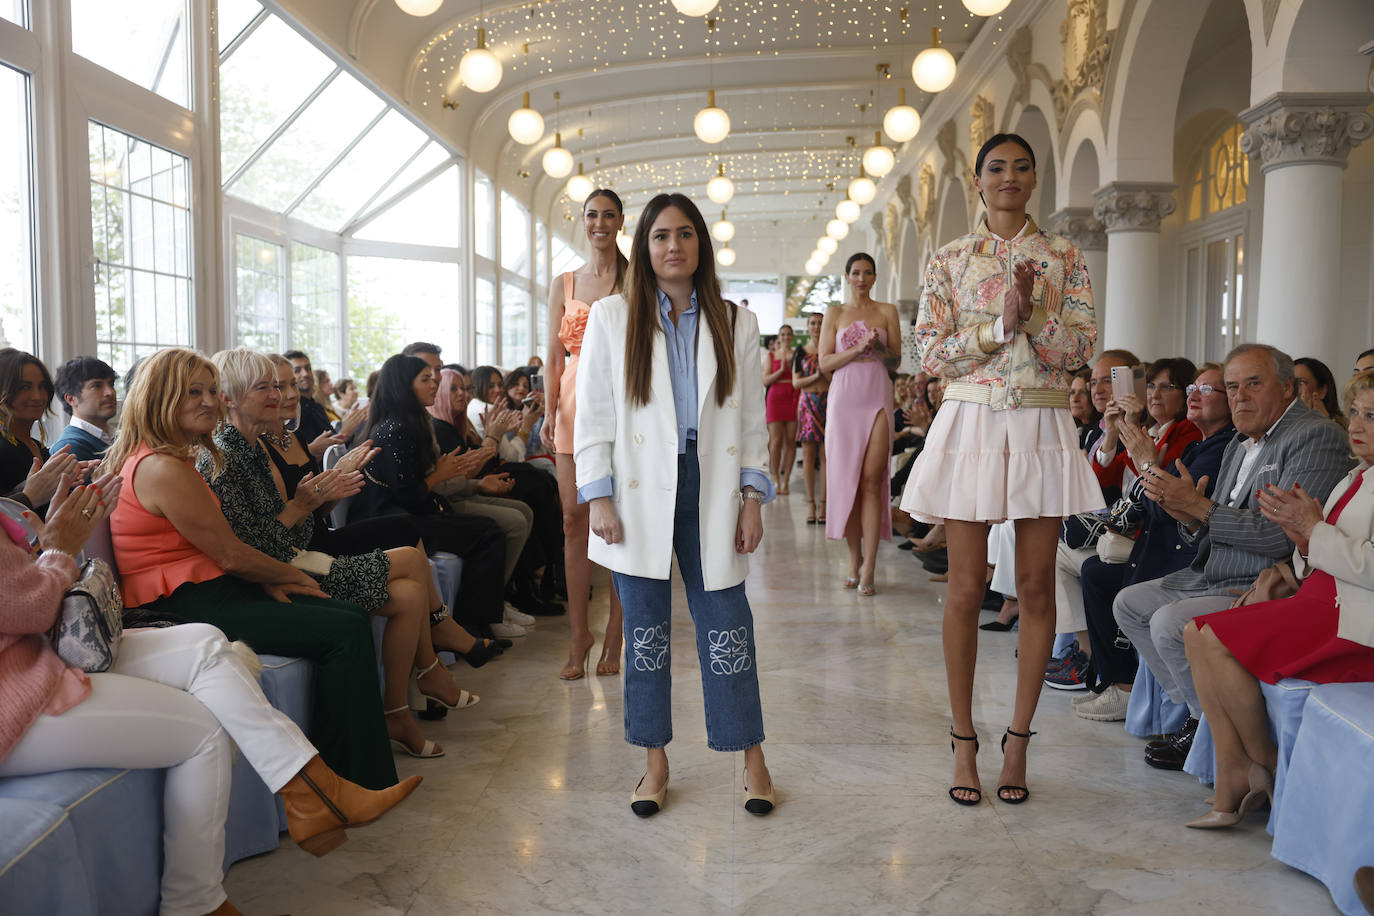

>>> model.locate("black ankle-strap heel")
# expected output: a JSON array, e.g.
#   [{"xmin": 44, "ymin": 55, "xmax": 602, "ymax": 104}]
[
  {"xmin": 997, "ymin": 727, "xmax": 1036, "ymax": 805},
  {"xmin": 948, "ymin": 729, "xmax": 982, "ymax": 807}
]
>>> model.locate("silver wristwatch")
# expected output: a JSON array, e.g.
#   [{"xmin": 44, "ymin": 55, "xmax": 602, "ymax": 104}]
[{"xmin": 740, "ymin": 488, "xmax": 765, "ymax": 503}]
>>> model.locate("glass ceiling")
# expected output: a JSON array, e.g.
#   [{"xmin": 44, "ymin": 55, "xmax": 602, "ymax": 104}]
[{"xmin": 218, "ymin": 2, "xmax": 457, "ymax": 235}]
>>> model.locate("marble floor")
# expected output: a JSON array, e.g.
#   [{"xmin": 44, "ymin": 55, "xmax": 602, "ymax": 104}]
[{"xmin": 224, "ymin": 493, "xmax": 1340, "ymax": 916}]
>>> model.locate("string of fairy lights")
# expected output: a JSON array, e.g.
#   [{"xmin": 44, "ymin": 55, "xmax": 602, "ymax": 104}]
[{"xmin": 396, "ymin": 0, "xmax": 1011, "ymax": 271}]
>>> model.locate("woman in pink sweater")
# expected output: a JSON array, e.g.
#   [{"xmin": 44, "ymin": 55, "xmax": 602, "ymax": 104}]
[{"xmin": 0, "ymin": 473, "xmax": 420, "ymax": 916}]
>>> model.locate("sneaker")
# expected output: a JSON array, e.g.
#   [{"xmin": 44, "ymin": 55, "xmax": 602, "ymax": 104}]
[
  {"xmin": 1072, "ymin": 690, "xmax": 1100, "ymax": 707},
  {"xmin": 1074, "ymin": 684, "xmax": 1129, "ymax": 721},
  {"xmin": 503, "ymin": 604, "xmax": 537, "ymax": 627},
  {"xmin": 491, "ymin": 622, "xmax": 529, "ymax": 639},
  {"xmin": 1044, "ymin": 645, "xmax": 1090, "ymax": 691}
]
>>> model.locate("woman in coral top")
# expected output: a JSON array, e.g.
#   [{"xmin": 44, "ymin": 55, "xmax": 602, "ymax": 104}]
[
  {"xmin": 543, "ymin": 188, "xmax": 628, "ymax": 680},
  {"xmin": 106, "ymin": 347, "xmax": 398, "ymax": 791},
  {"xmin": 899, "ymin": 134, "xmax": 1102, "ymax": 807},
  {"xmin": 0, "ymin": 472, "xmax": 419, "ymax": 916}
]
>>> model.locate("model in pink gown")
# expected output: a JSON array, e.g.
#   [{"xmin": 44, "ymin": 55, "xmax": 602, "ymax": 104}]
[{"xmin": 824, "ymin": 320, "xmax": 893, "ymax": 541}]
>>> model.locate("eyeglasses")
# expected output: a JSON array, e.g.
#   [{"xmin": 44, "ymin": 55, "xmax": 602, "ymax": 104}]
[
  {"xmin": 1146, "ymin": 382, "xmax": 1182, "ymax": 393},
  {"xmin": 1185, "ymin": 384, "xmax": 1219, "ymax": 397}
]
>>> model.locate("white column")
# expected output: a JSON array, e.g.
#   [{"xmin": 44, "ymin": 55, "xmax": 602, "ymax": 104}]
[
  {"xmin": 1092, "ymin": 183, "xmax": 1177, "ymax": 356},
  {"xmin": 1240, "ymin": 93, "xmax": 1374, "ymax": 367},
  {"xmin": 1046, "ymin": 207, "xmax": 1108, "ymax": 347}
]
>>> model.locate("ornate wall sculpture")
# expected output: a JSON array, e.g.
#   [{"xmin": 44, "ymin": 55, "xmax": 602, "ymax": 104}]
[
  {"xmin": 895, "ymin": 173, "xmax": 916, "ymax": 223},
  {"xmin": 1001, "ymin": 26, "xmax": 1057, "ymax": 132},
  {"xmin": 917, "ymin": 162, "xmax": 937, "ymax": 239},
  {"xmin": 884, "ymin": 199, "xmax": 901, "ymax": 267},
  {"xmin": 964, "ymin": 96, "xmax": 996, "ymax": 217},
  {"xmin": 937, "ymin": 118, "xmax": 980, "ymax": 223},
  {"xmin": 1239, "ymin": 94, "xmax": 1374, "ymax": 171},
  {"xmin": 1052, "ymin": 0, "xmax": 1114, "ymax": 129}
]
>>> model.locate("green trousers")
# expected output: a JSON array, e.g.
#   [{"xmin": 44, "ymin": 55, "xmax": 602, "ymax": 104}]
[{"xmin": 147, "ymin": 575, "xmax": 398, "ymax": 790}]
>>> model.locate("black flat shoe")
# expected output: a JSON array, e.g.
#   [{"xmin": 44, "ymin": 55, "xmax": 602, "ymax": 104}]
[
  {"xmin": 997, "ymin": 728, "xmax": 1036, "ymax": 804},
  {"xmin": 948, "ymin": 730, "xmax": 982, "ymax": 806},
  {"xmin": 453, "ymin": 639, "xmax": 503, "ymax": 669},
  {"xmin": 979, "ymin": 618, "xmax": 1018, "ymax": 631}
]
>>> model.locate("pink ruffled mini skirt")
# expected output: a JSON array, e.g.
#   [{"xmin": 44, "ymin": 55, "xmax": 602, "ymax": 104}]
[{"xmin": 900, "ymin": 400, "xmax": 1105, "ymax": 524}]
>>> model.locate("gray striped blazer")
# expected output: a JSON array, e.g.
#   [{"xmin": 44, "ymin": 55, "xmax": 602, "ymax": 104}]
[{"xmin": 1163, "ymin": 399, "xmax": 1355, "ymax": 594}]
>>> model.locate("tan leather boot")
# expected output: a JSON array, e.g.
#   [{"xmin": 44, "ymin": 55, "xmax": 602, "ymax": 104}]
[{"xmin": 278, "ymin": 756, "xmax": 422, "ymax": 857}]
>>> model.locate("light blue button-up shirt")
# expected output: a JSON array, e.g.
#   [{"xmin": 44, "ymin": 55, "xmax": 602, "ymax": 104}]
[{"xmin": 577, "ymin": 288, "xmax": 774, "ymax": 504}]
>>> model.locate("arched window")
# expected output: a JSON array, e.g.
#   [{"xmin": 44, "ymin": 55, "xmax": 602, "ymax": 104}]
[{"xmin": 1185, "ymin": 122, "xmax": 1249, "ymax": 222}]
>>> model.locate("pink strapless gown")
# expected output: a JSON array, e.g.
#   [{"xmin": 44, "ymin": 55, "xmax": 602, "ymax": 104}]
[{"xmin": 824, "ymin": 321, "xmax": 893, "ymax": 541}]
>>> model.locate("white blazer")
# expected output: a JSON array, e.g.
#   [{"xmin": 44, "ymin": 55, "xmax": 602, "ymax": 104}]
[
  {"xmin": 1294, "ymin": 461, "xmax": 1374, "ymax": 647},
  {"xmin": 573, "ymin": 294, "xmax": 768, "ymax": 591}
]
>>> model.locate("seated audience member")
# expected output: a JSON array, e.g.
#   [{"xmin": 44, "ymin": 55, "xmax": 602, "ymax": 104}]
[
  {"xmin": 0, "ymin": 349, "xmax": 55, "ymax": 493},
  {"xmin": 1180, "ymin": 368, "xmax": 1374, "ymax": 828},
  {"xmin": 203, "ymin": 349, "xmax": 499, "ymax": 755},
  {"xmin": 1044, "ymin": 349, "xmax": 1140, "ymax": 686},
  {"xmin": 1354, "ymin": 348, "xmax": 1374, "ymax": 377},
  {"xmin": 467, "ymin": 365, "xmax": 542, "ymax": 465},
  {"xmin": 0, "ymin": 473, "xmax": 421, "ymax": 916},
  {"xmin": 1295, "ymin": 356, "xmax": 1345, "ymax": 428},
  {"xmin": 334, "ymin": 377, "xmax": 360, "ymax": 416},
  {"xmin": 503, "ymin": 368, "xmax": 556, "ymax": 471},
  {"xmin": 105, "ymin": 347, "xmax": 400, "ymax": 790},
  {"xmin": 284, "ymin": 349, "xmax": 366, "ymax": 458},
  {"xmin": 313, "ymin": 369, "xmax": 341, "ymax": 422},
  {"xmin": 366, "ymin": 370, "xmax": 380, "ymax": 400},
  {"xmin": 1072, "ymin": 364, "xmax": 1235, "ymax": 720},
  {"xmin": 351, "ymin": 354, "xmax": 526, "ymax": 639},
  {"xmin": 52, "ymin": 356, "xmax": 118, "ymax": 461},
  {"xmin": 1113, "ymin": 343, "xmax": 1355, "ymax": 769},
  {"xmin": 403, "ymin": 341, "xmax": 445, "ymax": 366},
  {"xmin": 1069, "ymin": 366, "xmax": 1102, "ymax": 449},
  {"xmin": 527, "ymin": 354, "xmax": 544, "ymax": 370}
]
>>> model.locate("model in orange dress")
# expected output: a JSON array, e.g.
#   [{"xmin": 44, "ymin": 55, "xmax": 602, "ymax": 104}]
[{"xmin": 543, "ymin": 189, "xmax": 629, "ymax": 680}]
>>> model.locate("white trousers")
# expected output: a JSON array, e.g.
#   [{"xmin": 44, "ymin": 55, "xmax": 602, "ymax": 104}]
[
  {"xmin": 0, "ymin": 624, "xmax": 315, "ymax": 916},
  {"xmin": 988, "ymin": 521, "xmax": 1017, "ymax": 597},
  {"xmin": 1054, "ymin": 542, "xmax": 1095, "ymax": 634}
]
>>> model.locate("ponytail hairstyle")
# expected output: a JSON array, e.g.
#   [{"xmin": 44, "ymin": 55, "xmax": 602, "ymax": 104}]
[
  {"xmin": 583, "ymin": 189, "xmax": 629, "ymax": 294},
  {"xmin": 973, "ymin": 132, "xmax": 1037, "ymax": 206},
  {"xmin": 623, "ymin": 193, "xmax": 735, "ymax": 408}
]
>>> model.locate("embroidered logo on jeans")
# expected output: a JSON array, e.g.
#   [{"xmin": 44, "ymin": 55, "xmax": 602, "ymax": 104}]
[
  {"xmin": 708, "ymin": 627, "xmax": 752, "ymax": 675},
  {"xmin": 632, "ymin": 623, "xmax": 670, "ymax": 671}
]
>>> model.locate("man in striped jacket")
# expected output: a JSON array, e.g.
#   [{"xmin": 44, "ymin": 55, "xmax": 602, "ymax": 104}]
[{"xmin": 1111, "ymin": 343, "xmax": 1355, "ymax": 770}]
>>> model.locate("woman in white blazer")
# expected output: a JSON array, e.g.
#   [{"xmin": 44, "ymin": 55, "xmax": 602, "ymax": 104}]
[
  {"xmin": 574, "ymin": 192, "xmax": 776, "ymax": 818},
  {"xmin": 1180, "ymin": 368, "xmax": 1374, "ymax": 830}
]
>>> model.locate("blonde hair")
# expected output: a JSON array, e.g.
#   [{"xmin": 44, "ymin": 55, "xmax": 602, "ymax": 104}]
[
  {"xmin": 103, "ymin": 348, "xmax": 225, "ymax": 477},
  {"xmin": 1343, "ymin": 369, "xmax": 1374, "ymax": 412},
  {"xmin": 211, "ymin": 348, "xmax": 276, "ymax": 403}
]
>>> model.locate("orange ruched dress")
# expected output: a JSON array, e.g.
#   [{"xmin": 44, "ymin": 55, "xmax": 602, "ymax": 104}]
[
  {"xmin": 554, "ymin": 271, "xmax": 593, "ymax": 455},
  {"xmin": 111, "ymin": 444, "xmax": 225, "ymax": 607}
]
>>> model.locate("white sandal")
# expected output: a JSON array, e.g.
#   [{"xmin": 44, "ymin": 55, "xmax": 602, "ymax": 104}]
[
  {"xmin": 408, "ymin": 658, "xmax": 480, "ymax": 711},
  {"xmin": 384, "ymin": 707, "xmax": 445, "ymax": 758}
]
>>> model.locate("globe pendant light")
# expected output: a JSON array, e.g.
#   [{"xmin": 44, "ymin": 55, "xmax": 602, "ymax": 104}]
[
  {"xmin": 459, "ymin": 27, "xmax": 503, "ymax": 93},
  {"xmin": 826, "ymin": 218, "xmax": 850, "ymax": 241},
  {"xmin": 694, "ymin": 90, "xmax": 730, "ymax": 144},
  {"xmin": 804, "ymin": 260, "xmax": 821, "ymax": 276},
  {"xmin": 706, "ymin": 163, "xmax": 734, "ymax": 204},
  {"xmin": 912, "ymin": 28, "xmax": 957, "ymax": 93},
  {"xmin": 848, "ymin": 168, "xmax": 877, "ymax": 206},
  {"xmin": 672, "ymin": 0, "xmax": 719, "ymax": 16},
  {"xmin": 817, "ymin": 236, "xmax": 839, "ymax": 255},
  {"xmin": 566, "ymin": 163, "xmax": 594, "ymax": 202},
  {"xmin": 883, "ymin": 87, "xmax": 921, "ymax": 143},
  {"xmin": 716, "ymin": 247, "xmax": 736, "ymax": 267},
  {"xmin": 508, "ymin": 91, "xmax": 544, "ymax": 145},
  {"xmin": 863, "ymin": 131, "xmax": 895, "ymax": 178},
  {"xmin": 542, "ymin": 131, "xmax": 573, "ymax": 179},
  {"xmin": 395, "ymin": 0, "xmax": 442, "ymax": 15},
  {"xmin": 835, "ymin": 198, "xmax": 861, "ymax": 224},
  {"xmin": 712, "ymin": 210, "xmax": 735, "ymax": 243},
  {"xmin": 962, "ymin": 0, "xmax": 1011, "ymax": 14}
]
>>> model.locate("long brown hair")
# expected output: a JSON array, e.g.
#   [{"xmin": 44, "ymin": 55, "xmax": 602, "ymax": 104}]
[
  {"xmin": 583, "ymin": 188, "xmax": 629, "ymax": 293},
  {"xmin": 624, "ymin": 193, "xmax": 735, "ymax": 408}
]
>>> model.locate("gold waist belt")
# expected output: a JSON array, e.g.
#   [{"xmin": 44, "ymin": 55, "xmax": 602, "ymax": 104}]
[{"xmin": 942, "ymin": 381, "xmax": 1069, "ymax": 410}]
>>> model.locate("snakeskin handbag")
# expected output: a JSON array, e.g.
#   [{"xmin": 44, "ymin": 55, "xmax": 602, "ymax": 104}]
[{"xmin": 48, "ymin": 557, "xmax": 124, "ymax": 672}]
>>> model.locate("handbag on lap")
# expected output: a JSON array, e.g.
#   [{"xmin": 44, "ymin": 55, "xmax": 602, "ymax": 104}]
[{"xmin": 48, "ymin": 557, "xmax": 124, "ymax": 672}]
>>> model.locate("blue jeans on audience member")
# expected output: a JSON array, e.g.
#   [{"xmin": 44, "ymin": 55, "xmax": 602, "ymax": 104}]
[{"xmin": 612, "ymin": 442, "xmax": 766, "ymax": 753}]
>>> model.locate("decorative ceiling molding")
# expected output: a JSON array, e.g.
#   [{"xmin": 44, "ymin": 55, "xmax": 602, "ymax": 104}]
[{"xmin": 346, "ymin": 0, "xmax": 382, "ymax": 60}]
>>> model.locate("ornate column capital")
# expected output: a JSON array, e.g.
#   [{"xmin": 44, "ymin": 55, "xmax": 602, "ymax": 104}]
[
  {"xmin": 1091, "ymin": 182, "xmax": 1176, "ymax": 233},
  {"xmin": 1046, "ymin": 206, "xmax": 1107, "ymax": 250},
  {"xmin": 1239, "ymin": 92, "xmax": 1374, "ymax": 172}
]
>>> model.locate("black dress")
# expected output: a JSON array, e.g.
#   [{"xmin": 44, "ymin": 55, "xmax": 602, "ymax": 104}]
[
  {"xmin": 353, "ymin": 419, "xmax": 507, "ymax": 635},
  {"xmin": 0, "ymin": 434, "xmax": 48, "ymax": 507}
]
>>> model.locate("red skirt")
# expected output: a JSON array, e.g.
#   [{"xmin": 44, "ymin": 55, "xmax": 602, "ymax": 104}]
[{"xmin": 1196, "ymin": 571, "xmax": 1374, "ymax": 685}]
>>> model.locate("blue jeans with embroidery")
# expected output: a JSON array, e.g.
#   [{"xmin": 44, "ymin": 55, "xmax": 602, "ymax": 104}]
[{"xmin": 612, "ymin": 442, "xmax": 766, "ymax": 752}]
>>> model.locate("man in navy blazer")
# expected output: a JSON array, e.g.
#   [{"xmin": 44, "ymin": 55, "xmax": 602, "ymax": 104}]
[
  {"xmin": 1073, "ymin": 362, "xmax": 1237, "ymax": 722},
  {"xmin": 1113, "ymin": 344, "xmax": 1356, "ymax": 768},
  {"xmin": 51, "ymin": 356, "xmax": 118, "ymax": 461}
]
